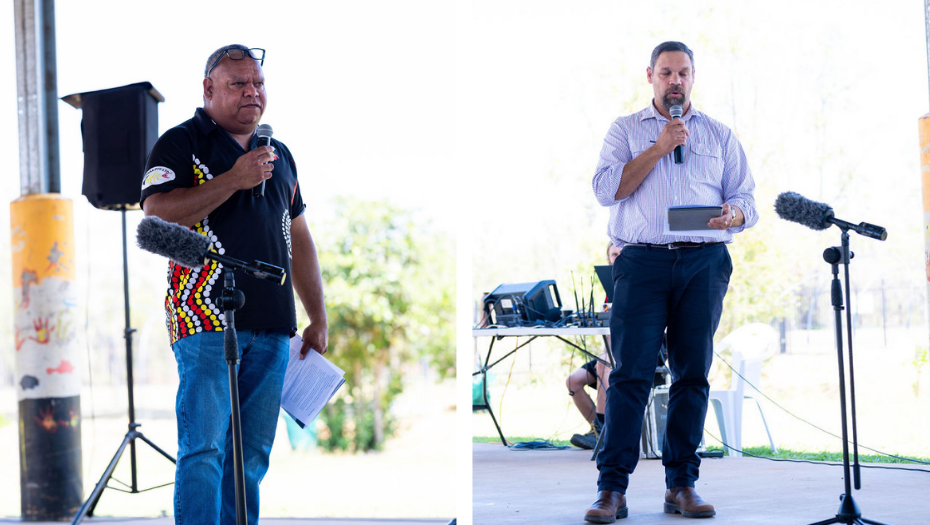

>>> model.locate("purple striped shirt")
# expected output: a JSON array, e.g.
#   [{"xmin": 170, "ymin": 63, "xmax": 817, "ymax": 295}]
[{"xmin": 592, "ymin": 103, "xmax": 757, "ymax": 246}]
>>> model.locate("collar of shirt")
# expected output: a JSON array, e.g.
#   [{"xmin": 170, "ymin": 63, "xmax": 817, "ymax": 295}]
[
  {"xmin": 193, "ymin": 107, "xmax": 218, "ymax": 135},
  {"xmin": 194, "ymin": 108, "xmax": 260, "ymax": 152}
]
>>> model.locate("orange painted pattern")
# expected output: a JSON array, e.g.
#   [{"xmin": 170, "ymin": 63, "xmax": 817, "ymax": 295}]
[
  {"xmin": 10, "ymin": 195, "xmax": 75, "ymax": 288},
  {"xmin": 920, "ymin": 115, "xmax": 930, "ymax": 282}
]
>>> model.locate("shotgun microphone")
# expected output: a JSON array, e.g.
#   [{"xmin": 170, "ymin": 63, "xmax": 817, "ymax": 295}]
[
  {"xmin": 774, "ymin": 192, "xmax": 887, "ymax": 241},
  {"xmin": 137, "ymin": 216, "xmax": 287, "ymax": 283}
]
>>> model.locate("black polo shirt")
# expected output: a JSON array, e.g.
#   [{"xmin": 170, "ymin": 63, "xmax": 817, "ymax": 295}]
[{"xmin": 140, "ymin": 108, "xmax": 305, "ymax": 344}]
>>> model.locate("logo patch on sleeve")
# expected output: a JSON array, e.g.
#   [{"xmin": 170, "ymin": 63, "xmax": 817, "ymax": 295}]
[{"xmin": 142, "ymin": 167, "xmax": 176, "ymax": 190}]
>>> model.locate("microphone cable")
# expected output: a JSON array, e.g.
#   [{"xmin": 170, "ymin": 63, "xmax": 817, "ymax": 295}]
[
  {"xmin": 702, "ymin": 430, "xmax": 930, "ymax": 474},
  {"xmin": 710, "ymin": 351, "xmax": 930, "ymax": 468},
  {"xmin": 508, "ymin": 440, "xmax": 570, "ymax": 451}
]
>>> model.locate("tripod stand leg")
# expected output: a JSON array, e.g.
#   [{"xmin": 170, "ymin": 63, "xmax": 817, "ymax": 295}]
[
  {"xmin": 807, "ymin": 241, "xmax": 893, "ymax": 525},
  {"xmin": 590, "ymin": 421, "xmax": 606, "ymax": 461},
  {"xmin": 71, "ymin": 432, "xmax": 132, "ymax": 524},
  {"xmin": 484, "ymin": 403, "xmax": 508, "ymax": 446},
  {"xmin": 73, "ymin": 209, "xmax": 179, "ymax": 525},
  {"xmin": 71, "ymin": 428, "xmax": 178, "ymax": 525},
  {"xmin": 137, "ymin": 432, "xmax": 177, "ymax": 464},
  {"xmin": 807, "ymin": 518, "xmax": 841, "ymax": 525}
]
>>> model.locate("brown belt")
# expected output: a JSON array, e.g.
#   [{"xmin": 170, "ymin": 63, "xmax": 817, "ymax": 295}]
[{"xmin": 625, "ymin": 241, "xmax": 723, "ymax": 250}]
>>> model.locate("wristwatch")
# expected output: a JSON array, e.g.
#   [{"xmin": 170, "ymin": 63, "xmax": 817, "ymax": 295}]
[{"xmin": 730, "ymin": 207, "xmax": 737, "ymax": 221}]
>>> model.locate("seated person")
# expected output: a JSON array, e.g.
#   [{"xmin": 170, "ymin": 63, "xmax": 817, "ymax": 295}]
[
  {"xmin": 567, "ymin": 243, "xmax": 622, "ymax": 449},
  {"xmin": 568, "ymin": 243, "xmax": 669, "ymax": 450},
  {"xmin": 569, "ymin": 342, "xmax": 669, "ymax": 450},
  {"xmin": 567, "ymin": 354, "xmax": 610, "ymax": 449}
]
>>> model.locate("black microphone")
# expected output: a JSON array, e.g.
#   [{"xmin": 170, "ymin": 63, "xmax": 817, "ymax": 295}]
[
  {"xmin": 253, "ymin": 123, "xmax": 274, "ymax": 198},
  {"xmin": 774, "ymin": 192, "xmax": 887, "ymax": 241},
  {"xmin": 137, "ymin": 216, "xmax": 288, "ymax": 283},
  {"xmin": 137, "ymin": 216, "xmax": 212, "ymax": 269},
  {"xmin": 670, "ymin": 104, "xmax": 683, "ymax": 164},
  {"xmin": 855, "ymin": 222, "xmax": 887, "ymax": 240}
]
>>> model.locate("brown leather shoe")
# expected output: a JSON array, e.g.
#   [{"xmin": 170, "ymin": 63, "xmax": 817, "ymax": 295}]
[
  {"xmin": 584, "ymin": 490, "xmax": 628, "ymax": 523},
  {"xmin": 664, "ymin": 486, "xmax": 716, "ymax": 518}
]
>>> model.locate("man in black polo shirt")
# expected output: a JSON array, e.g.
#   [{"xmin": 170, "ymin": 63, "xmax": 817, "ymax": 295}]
[{"xmin": 140, "ymin": 44, "xmax": 328, "ymax": 524}]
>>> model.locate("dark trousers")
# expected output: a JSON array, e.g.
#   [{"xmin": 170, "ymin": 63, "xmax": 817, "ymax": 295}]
[{"xmin": 596, "ymin": 243, "xmax": 731, "ymax": 493}]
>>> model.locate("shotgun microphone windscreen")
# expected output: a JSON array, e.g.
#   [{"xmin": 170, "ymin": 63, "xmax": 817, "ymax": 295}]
[
  {"xmin": 137, "ymin": 216, "xmax": 212, "ymax": 269},
  {"xmin": 774, "ymin": 191, "xmax": 835, "ymax": 230}
]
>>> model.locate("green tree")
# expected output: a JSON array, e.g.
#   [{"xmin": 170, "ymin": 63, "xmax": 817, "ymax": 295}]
[
  {"xmin": 717, "ymin": 204, "xmax": 797, "ymax": 340},
  {"xmin": 405, "ymin": 230, "xmax": 456, "ymax": 379},
  {"xmin": 312, "ymin": 198, "xmax": 454, "ymax": 452}
]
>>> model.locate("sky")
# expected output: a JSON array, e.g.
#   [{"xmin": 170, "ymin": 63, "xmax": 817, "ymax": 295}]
[{"xmin": 460, "ymin": 1, "xmax": 930, "ymax": 317}]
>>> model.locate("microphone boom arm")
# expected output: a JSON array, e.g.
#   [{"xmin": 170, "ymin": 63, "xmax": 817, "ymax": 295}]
[
  {"xmin": 826, "ymin": 214, "xmax": 887, "ymax": 241},
  {"xmin": 206, "ymin": 251, "xmax": 286, "ymax": 285}
]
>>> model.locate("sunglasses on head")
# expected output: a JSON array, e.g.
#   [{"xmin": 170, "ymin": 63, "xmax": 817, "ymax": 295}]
[{"xmin": 206, "ymin": 48, "xmax": 265, "ymax": 78}]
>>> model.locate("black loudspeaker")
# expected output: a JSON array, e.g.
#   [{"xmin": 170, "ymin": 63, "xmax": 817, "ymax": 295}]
[{"xmin": 62, "ymin": 82, "xmax": 164, "ymax": 210}]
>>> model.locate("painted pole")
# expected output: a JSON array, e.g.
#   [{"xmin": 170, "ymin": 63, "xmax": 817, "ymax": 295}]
[
  {"xmin": 921, "ymin": 117, "xmax": 930, "ymax": 346},
  {"xmin": 924, "ymin": 0, "xmax": 930, "ymax": 349},
  {"xmin": 11, "ymin": 195, "xmax": 82, "ymax": 519},
  {"xmin": 12, "ymin": 0, "xmax": 82, "ymax": 519}
]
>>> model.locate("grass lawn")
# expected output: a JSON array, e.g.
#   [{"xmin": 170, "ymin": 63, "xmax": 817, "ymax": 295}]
[{"xmin": 474, "ymin": 435, "xmax": 930, "ymax": 466}]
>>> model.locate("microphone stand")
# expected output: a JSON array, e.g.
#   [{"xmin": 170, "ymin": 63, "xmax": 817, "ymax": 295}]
[
  {"xmin": 211, "ymin": 255, "xmax": 284, "ymax": 525},
  {"xmin": 808, "ymin": 230, "xmax": 889, "ymax": 525},
  {"xmin": 72, "ymin": 208, "xmax": 177, "ymax": 525},
  {"xmin": 217, "ymin": 270, "xmax": 249, "ymax": 525}
]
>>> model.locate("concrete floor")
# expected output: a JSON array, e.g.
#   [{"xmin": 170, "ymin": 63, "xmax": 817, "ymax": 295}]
[
  {"xmin": 473, "ymin": 443, "xmax": 930, "ymax": 525},
  {"xmin": 0, "ymin": 380, "xmax": 456, "ymax": 523}
]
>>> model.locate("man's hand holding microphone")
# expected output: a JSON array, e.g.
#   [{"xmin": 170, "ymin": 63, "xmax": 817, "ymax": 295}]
[
  {"xmin": 655, "ymin": 104, "xmax": 688, "ymax": 163},
  {"xmin": 225, "ymin": 123, "xmax": 275, "ymax": 195}
]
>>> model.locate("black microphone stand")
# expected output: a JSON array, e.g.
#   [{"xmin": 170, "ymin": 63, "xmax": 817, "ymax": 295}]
[
  {"xmin": 216, "ymin": 270, "xmax": 249, "ymax": 525},
  {"xmin": 210, "ymin": 255, "xmax": 284, "ymax": 525},
  {"xmin": 808, "ymin": 230, "xmax": 889, "ymax": 525}
]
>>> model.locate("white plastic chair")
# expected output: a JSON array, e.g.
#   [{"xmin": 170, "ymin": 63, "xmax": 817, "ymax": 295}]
[{"xmin": 708, "ymin": 324, "xmax": 778, "ymax": 457}]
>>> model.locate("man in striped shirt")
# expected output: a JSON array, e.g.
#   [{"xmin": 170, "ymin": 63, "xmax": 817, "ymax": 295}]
[{"xmin": 584, "ymin": 41, "xmax": 757, "ymax": 523}]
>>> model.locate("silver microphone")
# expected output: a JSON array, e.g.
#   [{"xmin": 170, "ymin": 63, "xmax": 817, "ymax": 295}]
[{"xmin": 253, "ymin": 124, "xmax": 274, "ymax": 198}]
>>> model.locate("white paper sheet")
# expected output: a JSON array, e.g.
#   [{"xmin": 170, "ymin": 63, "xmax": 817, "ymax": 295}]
[{"xmin": 281, "ymin": 336, "xmax": 346, "ymax": 428}]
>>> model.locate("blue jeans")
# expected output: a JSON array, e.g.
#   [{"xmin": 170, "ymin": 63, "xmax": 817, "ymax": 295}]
[
  {"xmin": 172, "ymin": 330, "xmax": 289, "ymax": 525},
  {"xmin": 597, "ymin": 243, "xmax": 731, "ymax": 493}
]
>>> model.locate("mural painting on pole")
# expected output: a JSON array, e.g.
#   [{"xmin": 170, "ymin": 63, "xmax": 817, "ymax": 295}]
[{"xmin": 11, "ymin": 194, "xmax": 82, "ymax": 519}]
